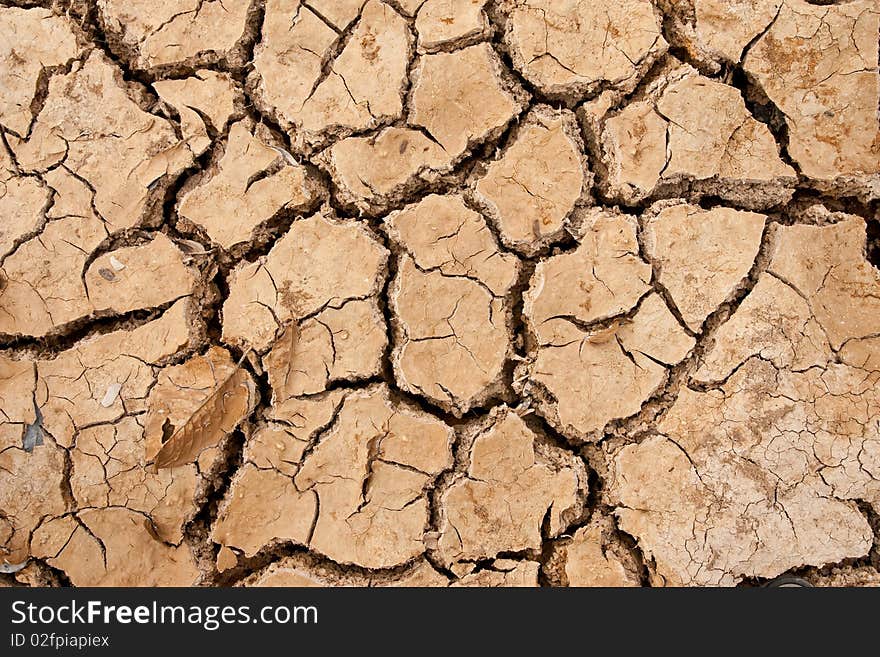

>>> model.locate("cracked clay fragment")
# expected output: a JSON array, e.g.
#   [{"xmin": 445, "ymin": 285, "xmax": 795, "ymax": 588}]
[
  {"xmin": 0, "ymin": 7, "xmax": 80, "ymax": 136},
  {"xmin": 766, "ymin": 214, "xmax": 880, "ymax": 353},
  {"xmin": 84, "ymin": 234, "xmax": 199, "ymax": 314},
  {"xmin": 209, "ymin": 394, "xmax": 344, "ymax": 555},
  {"xmin": 414, "ymin": 0, "xmax": 490, "ymax": 52},
  {"xmin": 694, "ymin": 274, "xmax": 830, "ymax": 384},
  {"xmin": 146, "ymin": 346, "xmax": 258, "ymax": 469},
  {"xmin": 583, "ymin": 65, "xmax": 796, "ymax": 209},
  {"xmin": 70, "ymin": 415, "xmax": 201, "ymax": 546},
  {"xmin": 1, "ymin": 229, "xmax": 198, "ymax": 337},
  {"xmin": 318, "ymin": 127, "xmax": 450, "ymax": 214},
  {"xmin": 520, "ymin": 209, "xmax": 693, "ymax": 439},
  {"xmin": 217, "ymin": 546, "xmax": 238, "ymax": 573},
  {"xmin": 0, "ymin": 403, "xmax": 67, "ymax": 564},
  {"xmin": 250, "ymin": 0, "xmax": 339, "ymax": 136},
  {"xmin": 241, "ymin": 423, "xmax": 304, "ymax": 479},
  {"xmin": 294, "ymin": 385, "xmax": 453, "ymax": 567},
  {"xmin": 410, "ymin": 43, "xmax": 527, "ymax": 162},
  {"xmin": 502, "ymin": 0, "xmax": 666, "ymax": 100},
  {"xmin": 32, "ymin": 509, "xmax": 200, "ymax": 586},
  {"xmin": 263, "ymin": 299, "xmax": 387, "ymax": 399},
  {"xmin": 473, "ymin": 105, "xmax": 590, "ymax": 255},
  {"xmin": 153, "ymin": 70, "xmax": 239, "ymax": 158},
  {"xmin": 524, "ymin": 208, "xmax": 652, "ymax": 345},
  {"xmin": 643, "ymin": 203, "xmax": 766, "ymax": 332},
  {"xmin": 7, "ymin": 51, "xmax": 195, "ymax": 232},
  {"xmin": 295, "ymin": 0, "xmax": 411, "ymax": 146},
  {"xmin": 214, "ymin": 385, "xmax": 453, "ymax": 567},
  {"xmin": 523, "ymin": 293, "xmax": 694, "ymax": 440},
  {"xmin": 742, "ymin": 0, "xmax": 879, "ymax": 195},
  {"xmin": 222, "ymin": 210, "xmax": 388, "ymax": 352},
  {"xmin": 97, "ymin": 0, "xmax": 253, "ymax": 71},
  {"xmin": 0, "ymin": 210, "xmax": 106, "ymax": 337},
  {"xmin": 437, "ymin": 408, "xmax": 587, "ymax": 568},
  {"xmin": 553, "ymin": 518, "xmax": 641, "ymax": 587},
  {"xmin": 385, "ymin": 194, "xmax": 520, "ymax": 414},
  {"xmin": 253, "ymin": 0, "xmax": 411, "ymax": 150},
  {"xmin": 211, "ymin": 461, "xmax": 318, "ymax": 558},
  {"xmin": 178, "ymin": 121, "xmax": 319, "ymax": 249},
  {"xmin": 453, "ymin": 560, "xmax": 540, "ymax": 587}
]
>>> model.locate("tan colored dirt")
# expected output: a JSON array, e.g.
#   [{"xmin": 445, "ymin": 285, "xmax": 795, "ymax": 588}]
[
  {"xmin": 502, "ymin": 0, "xmax": 667, "ymax": 99},
  {"xmin": 474, "ymin": 105, "xmax": 591, "ymax": 255},
  {"xmin": 1, "ymin": 0, "xmax": 878, "ymax": 588},
  {"xmin": 385, "ymin": 193, "xmax": 519, "ymax": 413},
  {"xmin": 663, "ymin": 0, "xmax": 879, "ymax": 198},
  {"xmin": 436, "ymin": 408, "xmax": 587, "ymax": 572},
  {"xmin": 582, "ymin": 64, "xmax": 796, "ymax": 209}
]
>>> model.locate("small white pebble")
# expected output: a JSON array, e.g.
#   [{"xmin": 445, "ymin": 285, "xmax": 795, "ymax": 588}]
[
  {"xmin": 100, "ymin": 382, "xmax": 122, "ymax": 407},
  {"xmin": 109, "ymin": 255, "xmax": 125, "ymax": 271},
  {"xmin": 269, "ymin": 145, "xmax": 299, "ymax": 166}
]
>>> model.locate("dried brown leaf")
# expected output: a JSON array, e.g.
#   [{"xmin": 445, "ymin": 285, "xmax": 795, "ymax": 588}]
[{"xmin": 152, "ymin": 350, "xmax": 257, "ymax": 469}]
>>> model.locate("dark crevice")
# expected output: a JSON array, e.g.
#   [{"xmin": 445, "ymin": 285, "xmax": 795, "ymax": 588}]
[
  {"xmin": 866, "ymin": 215, "xmax": 880, "ymax": 271},
  {"xmin": 0, "ymin": 305, "xmax": 175, "ymax": 357},
  {"xmin": 182, "ymin": 427, "xmax": 250, "ymax": 585}
]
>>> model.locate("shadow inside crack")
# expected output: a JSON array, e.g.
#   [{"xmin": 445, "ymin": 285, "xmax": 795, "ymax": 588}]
[{"xmin": 867, "ymin": 217, "xmax": 880, "ymax": 272}]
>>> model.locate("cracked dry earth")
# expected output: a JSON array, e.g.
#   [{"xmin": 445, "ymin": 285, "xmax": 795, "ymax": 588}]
[{"xmin": 0, "ymin": 0, "xmax": 879, "ymax": 589}]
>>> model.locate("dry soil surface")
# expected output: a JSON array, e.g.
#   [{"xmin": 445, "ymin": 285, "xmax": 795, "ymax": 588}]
[{"xmin": 1, "ymin": 0, "xmax": 879, "ymax": 588}]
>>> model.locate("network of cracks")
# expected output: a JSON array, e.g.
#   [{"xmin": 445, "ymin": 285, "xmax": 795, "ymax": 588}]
[{"xmin": 0, "ymin": 0, "xmax": 879, "ymax": 588}]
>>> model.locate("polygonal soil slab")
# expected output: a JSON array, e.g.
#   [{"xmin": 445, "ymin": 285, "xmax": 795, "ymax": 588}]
[
  {"xmin": 385, "ymin": 194, "xmax": 520, "ymax": 414},
  {"xmin": 97, "ymin": 0, "xmax": 254, "ymax": 71},
  {"xmin": 414, "ymin": 0, "xmax": 491, "ymax": 52},
  {"xmin": 409, "ymin": 43, "xmax": 528, "ymax": 162},
  {"xmin": 252, "ymin": 0, "xmax": 411, "ymax": 151},
  {"xmin": 609, "ymin": 214, "xmax": 880, "ymax": 585},
  {"xmin": 501, "ymin": 0, "xmax": 666, "ymax": 101},
  {"xmin": 222, "ymin": 209, "xmax": 388, "ymax": 352},
  {"xmin": 582, "ymin": 64, "xmax": 796, "ymax": 209},
  {"xmin": 212, "ymin": 384, "xmax": 454, "ymax": 568},
  {"xmin": 178, "ymin": 120, "xmax": 320, "ymax": 250},
  {"xmin": 435, "ymin": 407, "xmax": 587, "ymax": 576},
  {"xmin": 473, "ymin": 105, "xmax": 591, "ymax": 255}
]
